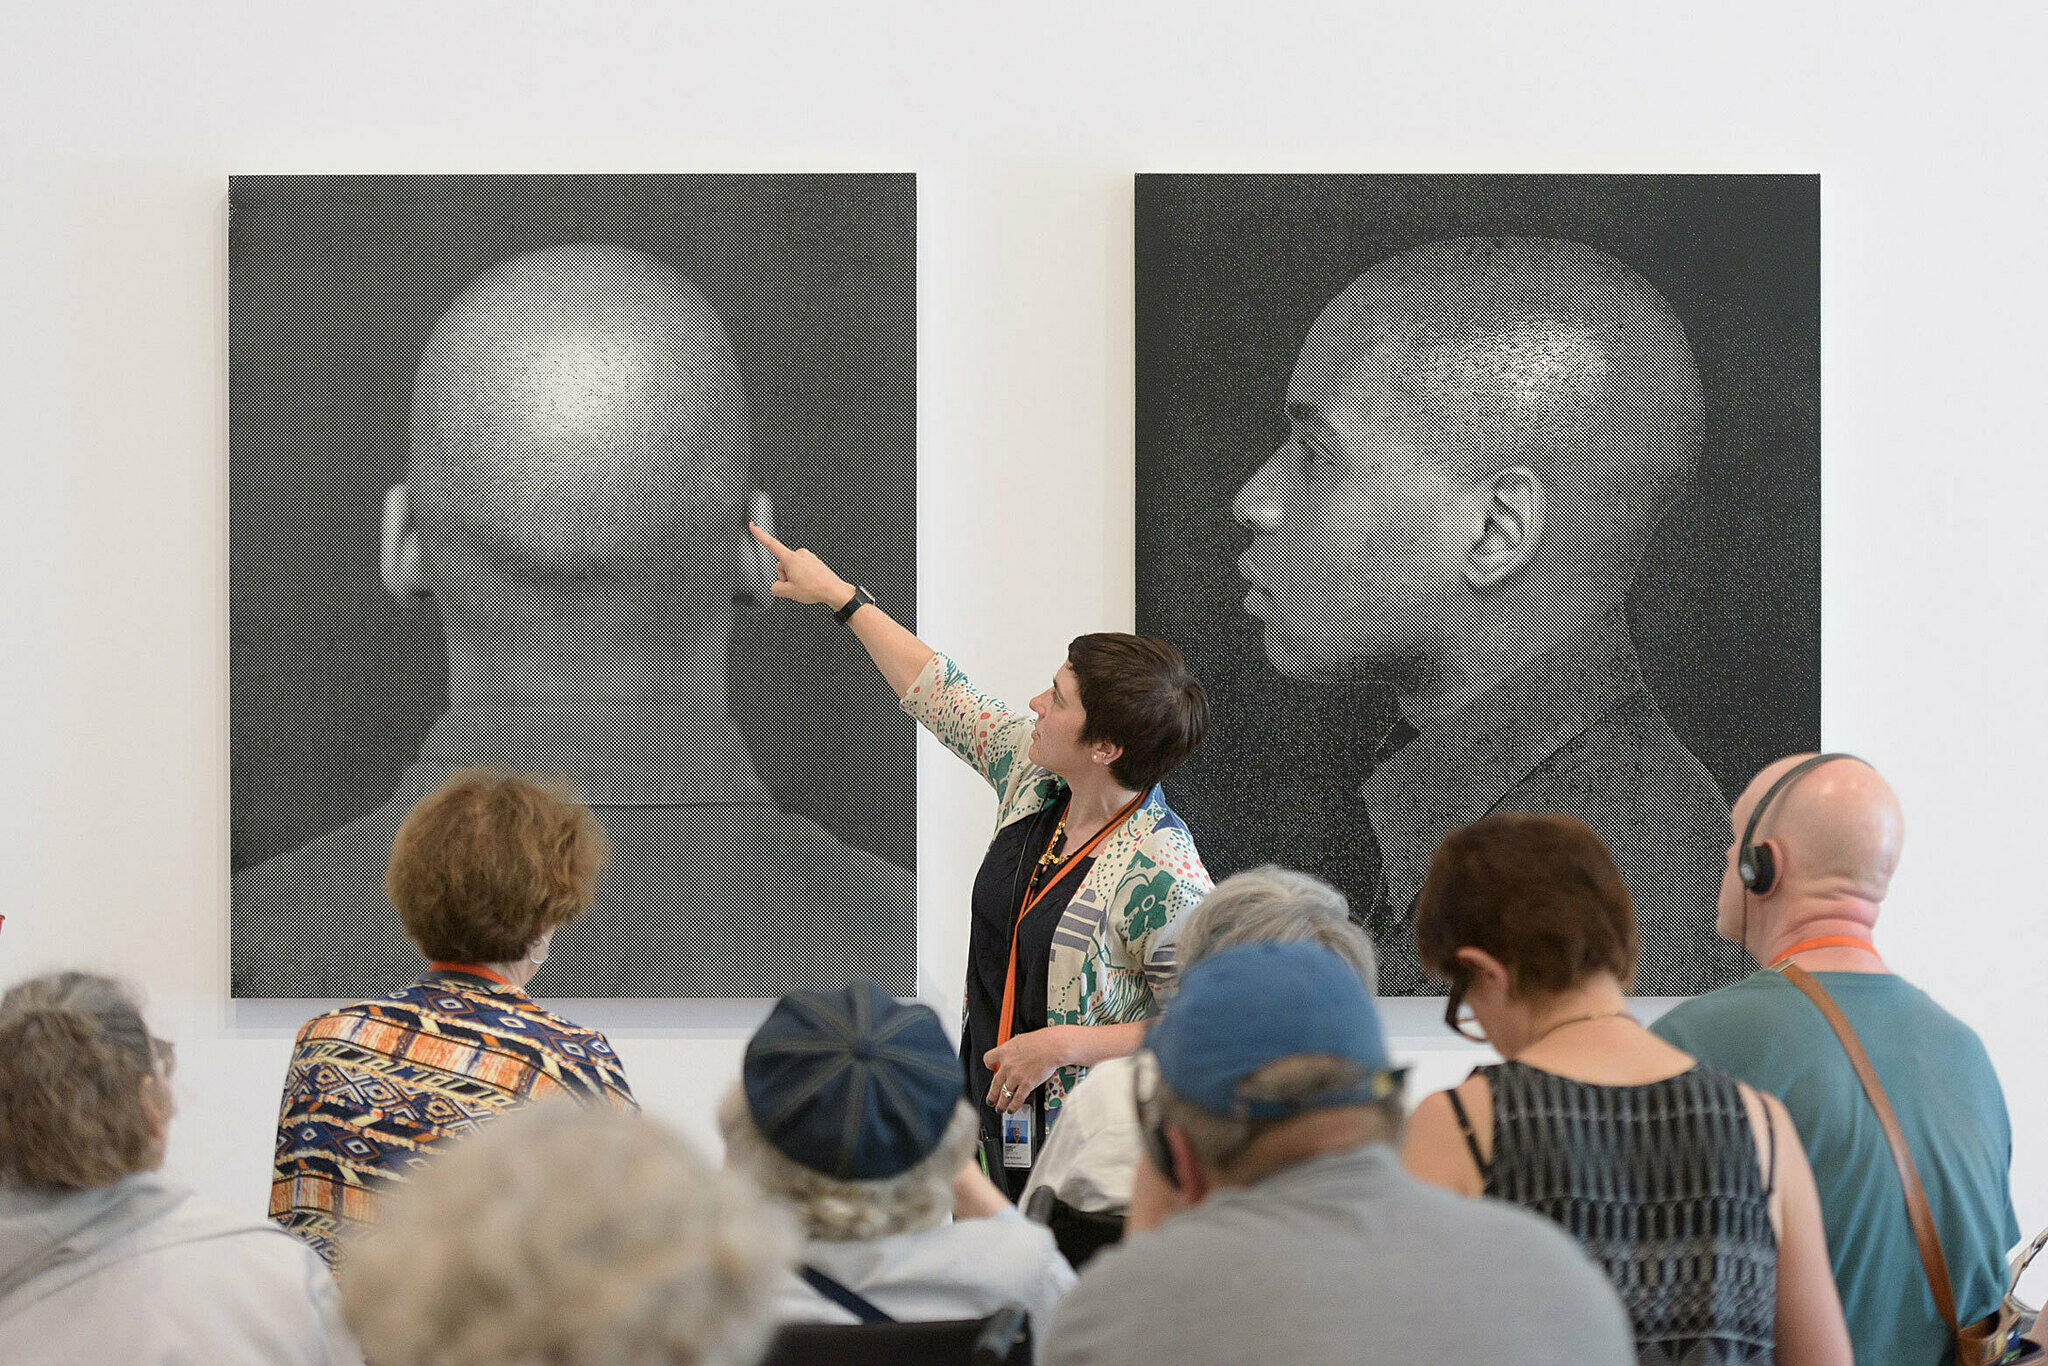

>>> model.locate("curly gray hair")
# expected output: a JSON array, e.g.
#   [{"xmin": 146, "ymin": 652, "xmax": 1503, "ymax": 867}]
[
  {"xmin": 1176, "ymin": 864, "xmax": 1376, "ymax": 992},
  {"xmin": 342, "ymin": 1103, "xmax": 793, "ymax": 1366},
  {"xmin": 719, "ymin": 1086, "xmax": 979, "ymax": 1242},
  {"xmin": 0, "ymin": 972, "xmax": 172, "ymax": 1190}
]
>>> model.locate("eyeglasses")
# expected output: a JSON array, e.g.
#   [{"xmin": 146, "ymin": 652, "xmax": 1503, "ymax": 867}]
[{"xmin": 1443, "ymin": 977, "xmax": 1488, "ymax": 1044}]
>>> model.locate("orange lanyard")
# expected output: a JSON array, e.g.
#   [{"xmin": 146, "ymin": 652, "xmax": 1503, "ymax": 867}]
[
  {"xmin": 428, "ymin": 961, "xmax": 513, "ymax": 986},
  {"xmin": 995, "ymin": 792, "xmax": 1145, "ymax": 1047},
  {"xmin": 1769, "ymin": 936, "xmax": 1886, "ymax": 969}
]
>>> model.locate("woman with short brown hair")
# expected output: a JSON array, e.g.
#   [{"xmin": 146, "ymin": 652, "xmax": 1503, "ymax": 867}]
[
  {"xmin": 1402, "ymin": 812, "xmax": 1849, "ymax": 1366},
  {"xmin": 0, "ymin": 972, "xmax": 359, "ymax": 1365},
  {"xmin": 748, "ymin": 525, "xmax": 1213, "ymax": 1197},
  {"xmin": 271, "ymin": 768, "xmax": 636, "ymax": 1269},
  {"xmin": 383, "ymin": 764, "xmax": 608, "ymax": 964}
]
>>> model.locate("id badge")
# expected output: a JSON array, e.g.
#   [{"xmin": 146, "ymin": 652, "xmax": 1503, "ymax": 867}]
[{"xmin": 1001, "ymin": 1106, "xmax": 1034, "ymax": 1169}]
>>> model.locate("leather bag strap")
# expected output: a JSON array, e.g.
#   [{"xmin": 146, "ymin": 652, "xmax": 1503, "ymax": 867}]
[{"xmin": 1776, "ymin": 963, "xmax": 1963, "ymax": 1343}]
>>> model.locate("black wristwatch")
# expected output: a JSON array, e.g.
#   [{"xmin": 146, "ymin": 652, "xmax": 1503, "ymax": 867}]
[{"xmin": 833, "ymin": 585, "xmax": 877, "ymax": 624}]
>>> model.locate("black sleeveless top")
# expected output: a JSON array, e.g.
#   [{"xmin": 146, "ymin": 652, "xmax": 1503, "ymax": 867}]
[{"xmin": 1450, "ymin": 1061, "xmax": 1779, "ymax": 1366}]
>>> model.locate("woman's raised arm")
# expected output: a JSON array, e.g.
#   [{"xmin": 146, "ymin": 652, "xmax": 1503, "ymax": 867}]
[{"xmin": 750, "ymin": 523, "xmax": 934, "ymax": 698}]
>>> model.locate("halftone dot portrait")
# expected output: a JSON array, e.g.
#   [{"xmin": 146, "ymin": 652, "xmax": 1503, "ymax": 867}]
[
  {"xmin": 1136, "ymin": 175, "xmax": 1819, "ymax": 996},
  {"xmin": 230, "ymin": 174, "xmax": 916, "ymax": 999}
]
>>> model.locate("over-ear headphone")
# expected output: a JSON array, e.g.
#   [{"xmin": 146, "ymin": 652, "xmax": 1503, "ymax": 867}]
[
  {"xmin": 1141, "ymin": 1114, "xmax": 1180, "ymax": 1191},
  {"xmin": 1737, "ymin": 752, "xmax": 1865, "ymax": 895},
  {"xmin": 1132, "ymin": 1051, "xmax": 1181, "ymax": 1190}
]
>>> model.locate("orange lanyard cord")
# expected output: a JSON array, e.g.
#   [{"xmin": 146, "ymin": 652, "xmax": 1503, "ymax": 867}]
[
  {"xmin": 1769, "ymin": 935, "xmax": 1885, "ymax": 968},
  {"xmin": 994, "ymin": 792, "xmax": 1146, "ymax": 1048},
  {"xmin": 428, "ymin": 961, "xmax": 514, "ymax": 986}
]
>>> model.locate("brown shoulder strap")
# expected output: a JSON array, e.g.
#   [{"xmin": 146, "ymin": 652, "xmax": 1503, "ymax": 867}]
[{"xmin": 1777, "ymin": 963, "xmax": 1962, "ymax": 1342}]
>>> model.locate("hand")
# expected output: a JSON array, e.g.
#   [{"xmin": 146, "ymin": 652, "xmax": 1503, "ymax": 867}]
[
  {"xmin": 748, "ymin": 524, "xmax": 855, "ymax": 608},
  {"xmin": 983, "ymin": 1026, "xmax": 1073, "ymax": 1113}
]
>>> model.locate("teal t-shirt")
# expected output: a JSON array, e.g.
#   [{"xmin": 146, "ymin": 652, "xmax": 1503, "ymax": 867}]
[{"xmin": 1653, "ymin": 971, "xmax": 2018, "ymax": 1366}]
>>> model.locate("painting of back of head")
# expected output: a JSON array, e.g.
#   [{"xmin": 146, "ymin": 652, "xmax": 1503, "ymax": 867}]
[
  {"xmin": 1136, "ymin": 174, "xmax": 1819, "ymax": 996},
  {"xmin": 231, "ymin": 173, "xmax": 917, "ymax": 999}
]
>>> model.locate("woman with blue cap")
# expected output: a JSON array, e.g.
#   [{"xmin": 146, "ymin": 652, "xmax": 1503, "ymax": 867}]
[{"xmin": 720, "ymin": 981, "xmax": 1075, "ymax": 1330}]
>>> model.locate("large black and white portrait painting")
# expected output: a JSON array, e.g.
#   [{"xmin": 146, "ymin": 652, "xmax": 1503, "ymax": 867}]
[
  {"xmin": 1136, "ymin": 175, "xmax": 1819, "ymax": 995},
  {"xmin": 231, "ymin": 173, "xmax": 917, "ymax": 999}
]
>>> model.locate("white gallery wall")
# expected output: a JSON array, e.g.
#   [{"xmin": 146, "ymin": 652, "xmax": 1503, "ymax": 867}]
[{"xmin": 5, "ymin": 0, "xmax": 2045, "ymax": 1235}]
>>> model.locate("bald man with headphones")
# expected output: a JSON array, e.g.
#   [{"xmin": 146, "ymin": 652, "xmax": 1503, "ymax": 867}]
[
  {"xmin": 1653, "ymin": 753, "xmax": 2019, "ymax": 1364},
  {"xmin": 233, "ymin": 244, "xmax": 914, "ymax": 999}
]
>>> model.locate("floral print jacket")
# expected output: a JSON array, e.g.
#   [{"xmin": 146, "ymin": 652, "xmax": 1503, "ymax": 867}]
[{"xmin": 900, "ymin": 653, "xmax": 1212, "ymax": 1107}]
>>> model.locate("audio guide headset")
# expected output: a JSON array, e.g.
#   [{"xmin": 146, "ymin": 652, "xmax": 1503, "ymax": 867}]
[
  {"xmin": 1141, "ymin": 1114, "xmax": 1178, "ymax": 1191},
  {"xmin": 1737, "ymin": 752, "xmax": 1866, "ymax": 895},
  {"xmin": 1133, "ymin": 1051, "xmax": 1181, "ymax": 1190}
]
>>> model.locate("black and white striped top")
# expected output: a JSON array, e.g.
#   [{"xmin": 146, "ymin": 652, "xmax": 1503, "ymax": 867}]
[{"xmin": 1450, "ymin": 1061, "xmax": 1778, "ymax": 1366}]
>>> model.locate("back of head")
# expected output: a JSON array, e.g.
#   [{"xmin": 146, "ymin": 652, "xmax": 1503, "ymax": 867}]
[
  {"xmin": 1066, "ymin": 633, "xmax": 1209, "ymax": 791},
  {"xmin": 408, "ymin": 243, "xmax": 749, "ymax": 587},
  {"xmin": 1746, "ymin": 753, "xmax": 1906, "ymax": 906},
  {"xmin": 386, "ymin": 767, "xmax": 609, "ymax": 963},
  {"xmin": 719, "ymin": 1088, "xmax": 978, "ymax": 1243},
  {"xmin": 1415, "ymin": 810, "xmax": 1637, "ymax": 994},
  {"xmin": 1323, "ymin": 236, "xmax": 1702, "ymax": 584},
  {"xmin": 0, "ymin": 972, "xmax": 163, "ymax": 1190},
  {"xmin": 342, "ymin": 1104, "xmax": 794, "ymax": 1366},
  {"xmin": 723, "ymin": 981, "xmax": 975, "ymax": 1241},
  {"xmin": 1148, "ymin": 943, "xmax": 1403, "ymax": 1177},
  {"xmin": 1176, "ymin": 864, "xmax": 1376, "ymax": 993}
]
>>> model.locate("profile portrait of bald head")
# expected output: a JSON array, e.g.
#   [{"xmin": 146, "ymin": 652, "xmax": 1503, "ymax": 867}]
[
  {"xmin": 1232, "ymin": 236, "xmax": 1743, "ymax": 994},
  {"xmin": 233, "ymin": 236, "xmax": 914, "ymax": 998}
]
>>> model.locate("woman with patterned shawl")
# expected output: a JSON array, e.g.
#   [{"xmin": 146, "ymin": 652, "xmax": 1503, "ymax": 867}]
[
  {"xmin": 751, "ymin": 524, "xmax": 1212, "ymax": 1196},
  {"xmin": 269, "ymin": 769, "xmax": 637, "ymax": 1269}
]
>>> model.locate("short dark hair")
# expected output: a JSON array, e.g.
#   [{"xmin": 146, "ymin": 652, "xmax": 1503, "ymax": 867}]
[
  {"xmin": 1066, "ymin": 634, "xmax": 1208, "ymax": 791},
  {"xmin": 1414, "ymin": 811, "xmax": 1637, "ymax": 994},
  {"xmin": 387, "ymin": 769, "xmax": 609, "ymax": 963}
]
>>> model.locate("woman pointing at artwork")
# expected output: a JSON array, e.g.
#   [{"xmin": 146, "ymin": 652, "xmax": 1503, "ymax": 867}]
[{"xmin": 749, "ymin": 524, "xmax": 1212, "ymax": 1196}]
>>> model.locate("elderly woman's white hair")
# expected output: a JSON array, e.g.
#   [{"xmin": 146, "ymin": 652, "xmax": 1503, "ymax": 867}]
[
  {"xmin": 1175, "ymin": 863, "xmax": 1376, "ymax": 992},
  {"xmin": 719, "ymin": 1087, "xmax": 979, "ymax": 1242},
  {"xmin": 341, "ymin": 1103, "xmax": 793, "ymax": 1366}
]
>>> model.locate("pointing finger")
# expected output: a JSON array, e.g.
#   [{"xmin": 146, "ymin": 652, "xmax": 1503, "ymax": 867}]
[{"xmin": 748, "ymin": 523, "xmax": 793, "ymax": 559}]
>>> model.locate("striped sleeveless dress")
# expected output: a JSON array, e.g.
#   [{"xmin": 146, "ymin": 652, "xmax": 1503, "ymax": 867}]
[{"xmin": 1450, "ymin": 1061, "xmax": 1778, "ymax": 1366}]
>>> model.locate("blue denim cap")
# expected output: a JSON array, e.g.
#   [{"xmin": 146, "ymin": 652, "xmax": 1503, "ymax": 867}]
[
  {"xmin": 1149, "ymin": 941, "xmax": 1401, "ymax": 1118},
  {"xmin": 743, "ymin": 981, "xmax": 963, "ymax": 1180}
]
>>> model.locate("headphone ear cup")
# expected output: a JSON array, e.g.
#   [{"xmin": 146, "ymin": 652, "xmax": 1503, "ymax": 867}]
[{"xmin": 1745, "ymin": 845, "xmax": 1776, "ymax": 896}]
